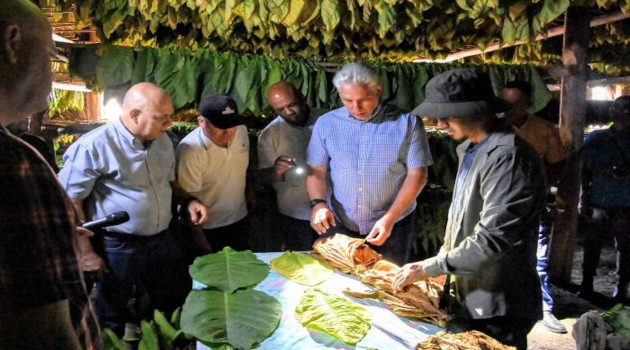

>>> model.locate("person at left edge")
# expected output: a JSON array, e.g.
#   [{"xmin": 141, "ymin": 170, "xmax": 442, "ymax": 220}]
[
  {"xmin": 1, "ymin": 1, "xmax": 100, "ymax": 349},
  {"xmin": 58, "ymin": 82, "xmax": 209, "ymax": 336}
]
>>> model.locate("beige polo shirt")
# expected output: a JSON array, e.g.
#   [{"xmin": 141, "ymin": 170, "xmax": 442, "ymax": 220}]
[
  {"xmin": 176, "ymin": 125, "xmax": 249, "ymax": 229},
  {"xmin": 257, "ymin": 110, "xmax": 325, "ymax": 221}
]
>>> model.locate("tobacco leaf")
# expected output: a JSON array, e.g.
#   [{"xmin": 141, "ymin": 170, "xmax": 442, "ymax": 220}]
[
  {"xmin": 295, "ymin": 288, "xmax": 371, "ymax": 345},
  {"xmin": 189, "ymin": 247, "xmax": 269, "ymax": 293},
  {"xmin": 270, "ymin": 251, "xmax": 334, "ymax": 286},
  {"xmin": 181, "ymin": 289, "xmax": 282, "ymax": 350}
]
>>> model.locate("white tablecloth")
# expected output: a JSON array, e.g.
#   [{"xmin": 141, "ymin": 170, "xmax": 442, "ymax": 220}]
[{"xmin": 195, "ymin": 252, "xmax": 443, "ymax": 349}]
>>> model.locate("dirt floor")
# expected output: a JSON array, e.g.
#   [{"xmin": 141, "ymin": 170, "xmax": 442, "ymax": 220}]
[{"xmin": 526, "ymin": 242, "xmax": 619, "ymax": 350}]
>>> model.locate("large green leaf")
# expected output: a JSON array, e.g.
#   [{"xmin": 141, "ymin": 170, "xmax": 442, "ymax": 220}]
[
  {"xmin": 96, "ymin": 45, "xmax": 134, "ymax": 87},
  {"xmin": 181, "ymin": 289, "xmax": 282, "ymax": 350},
  {"xmin": 138, "ymin": 321, "xmax": 159, "ymax": 350},
  {"xmin": 132, "ymin": 48, "xmax": 157, "ymax": 84},
  {"xmin": 189, "ymin": 247, "xmax": 270, "ymax": 293},
  {"xmin": 270, "ymin": 251, "xmax": 333, "ymax": 286},
  {"xmin": 153, "ymin": 50, "xmax": 198, "ymax": 109},
  {"xmin": 103, "ymin": 328, "xmax": 126, "ymax": 350},
  {"xmin": 295, "ymin": 288, "xmax": 371, "ymax": 345}
]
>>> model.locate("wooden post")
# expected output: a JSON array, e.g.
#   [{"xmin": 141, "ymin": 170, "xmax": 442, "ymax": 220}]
[{"xmin": 549, "ymin": 7, "xmax": 590, "ymax": 284}]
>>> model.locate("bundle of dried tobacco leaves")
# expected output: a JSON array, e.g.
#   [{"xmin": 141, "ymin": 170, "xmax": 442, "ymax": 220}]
[
  {"xmin": 311, "ymin": 234, "xmax": 451, "ymax": 327},
  {"xmin": 416, "ymin": 330, "xmax": 516, "ymax": 350}
]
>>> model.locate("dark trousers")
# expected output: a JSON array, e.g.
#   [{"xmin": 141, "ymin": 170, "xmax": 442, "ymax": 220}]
[
  {"xmin": 203, "ymin": 216, "xmax": 251, "ymax": 252},
  {"xmin": 582, "ymin": 206, "xmax": 630, "ymax": 298},
  {"xmin": 329, "ymin": 212, "xmax": 416, "ymax": 266},
  {"xmin": 95, "ymin": 229, "xmax": 190, "ymax": 335},
  {"xmin": 274, "ymin": 213, "xmax": 319, "ymax": 251},
  {"xmin": 468, "ymin": 316, "xmax": 537, "ymax": 350}
]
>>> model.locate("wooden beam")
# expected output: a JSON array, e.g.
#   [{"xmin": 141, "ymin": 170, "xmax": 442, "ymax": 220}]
[
  {"xmin": 544, "ymin": 65, "xmax": 578, "ymax": 79},
  {"xmin": 414, "ymin": 11, "xmax": 628, "ymax": 63},
  {"xmin": 587, "ymin": 76, "xmax": 630, "ymax": 86},
  {"xmin": 549, "ymin": 7, "xmax": 591, "ymax": 284}
]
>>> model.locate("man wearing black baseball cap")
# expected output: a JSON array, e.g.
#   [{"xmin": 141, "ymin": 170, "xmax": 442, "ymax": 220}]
[
  {"xmin": 176, "ymin": 94, "xmax": 251, "ymax": 254},
  {"xmin": 392, "ymin": 69, "xmax": 547, "ymax": 349}
]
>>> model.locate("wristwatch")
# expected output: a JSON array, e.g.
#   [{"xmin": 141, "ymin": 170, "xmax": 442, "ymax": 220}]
[{"xmin": 309, "ymin": 198, "xmax": 327, "ymax": 208}]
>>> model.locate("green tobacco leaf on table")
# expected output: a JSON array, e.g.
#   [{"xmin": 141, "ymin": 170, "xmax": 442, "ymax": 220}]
[
  {"xmin": 189, "ymin": 247, "xmax": 269, "ymax": 293},
  {"xmin": 181, "ymin": 289, "xmax": 282, "ymax": 350},
  {"xmin": 270, "ymin": 251, "xmax": 333, "ymax": 286},
  {"xmin": 295, "ymin": 288, "xmax": 371, "ymax": 345}
]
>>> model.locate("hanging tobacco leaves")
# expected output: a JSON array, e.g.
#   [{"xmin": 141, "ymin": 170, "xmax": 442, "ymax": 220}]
[
  {"xmin": 61, "ymin": 0, "xmax": 577, "ymax": 62},
  {"xmin": 69, "ymin": 45, "xmax": 551, "ymax": 114}
]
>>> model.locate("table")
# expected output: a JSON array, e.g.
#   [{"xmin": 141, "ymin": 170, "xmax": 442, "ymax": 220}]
[{"xmin": 196, "ymin": 252, "xmax": 443, "ymax": 350}]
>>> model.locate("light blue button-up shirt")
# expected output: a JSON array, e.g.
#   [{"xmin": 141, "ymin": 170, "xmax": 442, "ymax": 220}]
[
  {"xmin": 58, "ymin": 119, "xmax": 176, "ymax": 236},
  {"xmin": 307, "ymin": 104, "xmax": 433, "ymax": 234}
]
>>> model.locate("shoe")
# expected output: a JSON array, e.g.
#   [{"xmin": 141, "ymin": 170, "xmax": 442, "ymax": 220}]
[
  {"xmin": 612, "ymin": 282, "xmax": 628, "ymax": 304},
  {"xmin": 540, "ymin": 312, "xmax": 567, "ymax": 334},
  {"xmin": 578, "ymin": 282, "xmax": 595, "ymax": 299}
]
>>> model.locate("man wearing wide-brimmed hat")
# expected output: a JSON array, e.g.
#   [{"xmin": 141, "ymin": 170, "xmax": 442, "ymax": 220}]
[{"xmin": 392, "ymin": 69, "xmax": 547, "ymax": 350}]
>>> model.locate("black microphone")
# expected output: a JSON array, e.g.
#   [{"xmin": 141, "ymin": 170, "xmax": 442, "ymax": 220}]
[{"xmin": 82, "ymin": 211, "xmax": 130, "ymax": 230}]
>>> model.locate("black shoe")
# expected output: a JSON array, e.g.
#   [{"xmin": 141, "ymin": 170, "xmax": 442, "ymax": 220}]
[
  {"xmin": 540, "ymin": 312, "xmax": 567, "ymax": 334},
  {"xmin": 578, "ymin": 283, "xmax": 595, "ymax": 299},
  {"xmin": 613, "ymin": 283, "xmax": 628, "ymax": 304}
]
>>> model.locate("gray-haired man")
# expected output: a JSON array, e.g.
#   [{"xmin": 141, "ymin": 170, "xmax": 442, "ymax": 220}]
[{"xmin": 306, "ymin": 63, "xmax": 433, "ymax": 265}]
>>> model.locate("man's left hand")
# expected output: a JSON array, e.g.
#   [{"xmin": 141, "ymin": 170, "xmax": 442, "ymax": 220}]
[
  {"xmin": 392, "ymin": 261, "xmax": 428, "ymax": 292},
  {"xmin": 188, "ymin": 200, "xmax": 209, "ymax": 226},
  {"xmin": 366, "ymin": 216, "xmax": 395, "ymax": 246}
]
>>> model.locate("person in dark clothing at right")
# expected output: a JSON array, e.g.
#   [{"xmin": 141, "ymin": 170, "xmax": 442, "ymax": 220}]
[{"xmin": 579, "ymin": 96, "xmax": 630, "ymax": 303}]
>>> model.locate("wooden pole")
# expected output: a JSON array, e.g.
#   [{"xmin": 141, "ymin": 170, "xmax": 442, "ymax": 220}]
[
  {"xmin": 414, "ymin": 10, "xmax": 626, "ymax": 63},
  {"xmin": 549, "ymin": 7, "xmax": 590, "ymax": 284}
]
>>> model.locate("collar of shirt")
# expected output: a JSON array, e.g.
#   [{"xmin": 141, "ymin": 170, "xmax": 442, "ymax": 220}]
[
  {"xmin": 114, "ymin": 118, "xmax": 148, "ymax": 150},
  {"xmin": 466, "ymin": 136, "xmax": 490, "ymax": 155},
  {"xmin": 197, "ymin": 127, "xmax": 240, "ymax": 151},
  {"xmin": 346, "ymin": 103, "xmax": 387, "ymax": 122},
  {"xmin": 511, "ymin": 114, "xmax": 533, "ymax": 132}
]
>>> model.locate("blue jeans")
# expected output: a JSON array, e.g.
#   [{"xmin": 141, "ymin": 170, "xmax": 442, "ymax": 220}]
[
  {"xmin": 95, "ymin": 230, "xmax": 190, "ymax": 335},
  {"xmin": 536, "ymin": 215, "xmax": 553, "ymax": 313},
  {"xmin": 326, "ymin": 212, "xmax": 416, "ymax": 266}
]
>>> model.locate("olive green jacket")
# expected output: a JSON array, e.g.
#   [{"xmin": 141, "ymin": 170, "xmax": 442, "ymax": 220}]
[{"xmin": 423, "ymin": 130, "xmax": 546, "ymax": 321}]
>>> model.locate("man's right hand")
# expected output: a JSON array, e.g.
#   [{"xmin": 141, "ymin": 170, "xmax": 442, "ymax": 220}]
[
  {"xmin": 76, "ymin": 227, "xmax": 109, "ymax": 273},
  {"xmin": 273, "ymin": 155, "xmax": 295, "ymax": 181},
  {"xmin": 310, "ymin": 203, "xmax": 336, "ymax": 235}
]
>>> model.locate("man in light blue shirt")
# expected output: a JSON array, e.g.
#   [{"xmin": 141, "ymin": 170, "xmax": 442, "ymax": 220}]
[
  {"xmin": 307, "ymin": 63, "xmax": 433, "ymax": 265},
  {"xmin": 58, "ymin": 82, "xmax": 208, "ymax": 335}
]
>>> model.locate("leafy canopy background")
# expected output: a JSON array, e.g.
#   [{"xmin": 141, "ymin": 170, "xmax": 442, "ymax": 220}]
[{"xmin": 70, "ymin": 45, "xmax": 552, "ymax": 114}]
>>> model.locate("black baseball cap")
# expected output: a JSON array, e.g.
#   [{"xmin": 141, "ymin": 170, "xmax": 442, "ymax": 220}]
[{"xmin": 199, "ymin": 94, "xmax": 244, "ymax": 129}]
